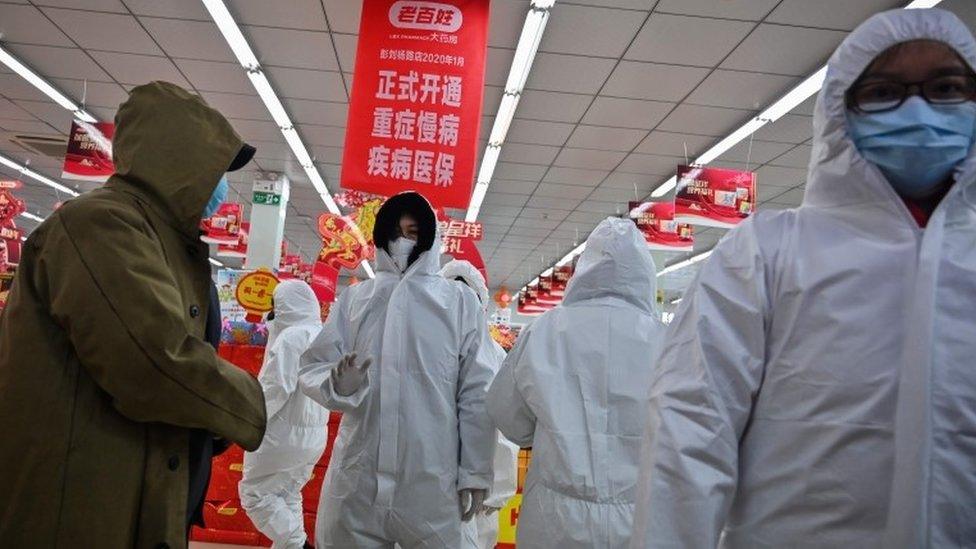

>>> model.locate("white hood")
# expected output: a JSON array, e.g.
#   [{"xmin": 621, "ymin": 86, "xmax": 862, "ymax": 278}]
[
  {"xmin": 439, "ymin": 259, "xmax": 489, "ymax": 310},
  {"xmin": 805, "ymin": 8, "xmax": 976, "ymax": 214},
  {"xmin": 562, "ymin": 216, "xmax": 657, "ymax": 315},
  {"xmin": 268, "ymin": 279, "xmax": 321, "ymax": 348}
]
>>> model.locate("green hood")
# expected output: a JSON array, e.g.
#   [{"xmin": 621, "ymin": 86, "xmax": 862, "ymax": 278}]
[{"xmin": 108, "ymin": 81, "xmax": 245, "ymax": 237}]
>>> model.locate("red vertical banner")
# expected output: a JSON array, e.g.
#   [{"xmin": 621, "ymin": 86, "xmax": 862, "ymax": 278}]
[{"xmin": 341, "ymin": 0, "xmax": 490, "ymax": 209}]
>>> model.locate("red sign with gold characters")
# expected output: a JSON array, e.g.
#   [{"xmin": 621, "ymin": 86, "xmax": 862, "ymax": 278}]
[
  {"xmin": 341, "ymin": 0, "xmax": 490, "ymax": 209},
  {"xmin": 317, "ymin": 213, "xmax": 371, "ymax": 271},
  {"xmin": 234, "ymin": 269, "xmax": 279, "ymax": 322},
  {"xmin": 629, "ymin": 201, "xmax": 694, "ymax": 252},
  {"xmin": 675, "ymin": 165, "xmax": 756, "ymax": 228},
  {"xmin": 62, "ymin": 121, "xmax": 115, "ymax": 182}
]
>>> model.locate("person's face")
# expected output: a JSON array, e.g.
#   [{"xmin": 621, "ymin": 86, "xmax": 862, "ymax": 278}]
[
  {"xmin": 849, "ymin": 40, "xmax": 973, "ymax": 112},
  {"xmin": 398, "ymin": 213, "xmax": 419, "ymax": 240}
]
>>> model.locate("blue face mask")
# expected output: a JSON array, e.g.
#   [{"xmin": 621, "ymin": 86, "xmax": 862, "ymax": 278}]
[
  {"xmin": 203, "ymin": 176, "xmax": 229, "ymax": 219},
  {"xmin": 847, "ymin": 96, "xmax": 976, "ymax": 199}
]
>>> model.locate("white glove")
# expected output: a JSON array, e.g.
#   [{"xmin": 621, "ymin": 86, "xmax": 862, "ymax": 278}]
[
  {"xmin": 330, "ymin": 353, "xmax": 371, "ymax": 397},
  {"xmin": 458, "ymin": 488, "xmax": 487, "ymax": 522}
]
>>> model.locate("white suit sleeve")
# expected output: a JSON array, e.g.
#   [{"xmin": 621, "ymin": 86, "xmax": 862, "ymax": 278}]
[
  {"xmin": 455, "ymin": 295, "xmax": 497, "ymax": 492},
  {"xmin": 485, "ymin": 434, "xmax": 520, "ymax": 508},
  {"xmin": 486, "ymin": 331, "xmax": 536, "ymax": 448},
  {"xmin": 258, "ymin": 335, "xmax": 301, "ymax": 419},
  {"xmin": 632, "ymin": 222, "xmax": 770, "ymax": 549},
  {"xmin": 299, "ymin": 294, "xmax": 368, "ymax": 412}
]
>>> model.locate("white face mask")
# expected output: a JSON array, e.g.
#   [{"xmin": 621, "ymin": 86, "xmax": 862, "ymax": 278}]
[{"xmin": 388, "ymin": 237, "xmax": 416, "ymax": 271}]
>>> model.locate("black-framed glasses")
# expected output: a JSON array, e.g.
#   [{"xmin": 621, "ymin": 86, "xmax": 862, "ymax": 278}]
[{"xmin": 847, "ymin": 74, "xmax": 976, "ymax": 113}]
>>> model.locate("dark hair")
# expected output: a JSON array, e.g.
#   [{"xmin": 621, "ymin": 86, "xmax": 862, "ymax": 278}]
[{"xmin": 373, "ymin": 192, "xmax": 437, "ymax": 267}]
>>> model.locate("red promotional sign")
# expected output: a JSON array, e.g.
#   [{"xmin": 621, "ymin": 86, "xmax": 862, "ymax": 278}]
[
  {"xmin": 201, "ymin": 203, "xmax": 244, "ymax": 245},
  {"xmin": 310, "ymin": 261, "xmax": 339, "ymax": 303},
  {"xmin": 341, "ymin": 0, "xmax": 490, "ymax": 209},
  {"xmin": 62, "ymin": 121, "xmax": 115, "ymax": 182},
  {"xmin": 217, "ymin": 222, "xmax": 249, "ymax": 258},
  {"xmin": 629, "ymin": 201, "xmax": 694, "ymax": 252},
  {"xmin": 317, "ymin": 213, "xmax": 370, "ymax": 271},
  {"xmin": 675, "ymin": 165, "xmax": 756, "ymax": 228},
  {"xmin": 0, "ymin": 180, "xmax": 23, "ymax": 190}
]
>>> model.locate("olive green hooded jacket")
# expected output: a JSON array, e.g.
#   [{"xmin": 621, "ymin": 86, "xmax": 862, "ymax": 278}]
[{"xmin": 0, "ymin": 81, "xmax": 267, "ymax": 548}]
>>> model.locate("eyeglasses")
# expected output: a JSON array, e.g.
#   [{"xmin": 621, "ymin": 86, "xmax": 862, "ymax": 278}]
[{"xmin": 847, "ymin": 74, "xmax": 976, "ymax": 113}]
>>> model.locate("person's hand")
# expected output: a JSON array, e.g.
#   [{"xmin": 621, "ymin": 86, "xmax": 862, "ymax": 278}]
[
  {"xmin": 483, "ymin": 506, "xmax": 501, "ymax": 516},
  {"xmin": 458, "ymin": 488, "xmax": 486, "ymax": 522},
  {"xmin": 330, "ymin": 353, "xmax": 371, "ymax": 397}
]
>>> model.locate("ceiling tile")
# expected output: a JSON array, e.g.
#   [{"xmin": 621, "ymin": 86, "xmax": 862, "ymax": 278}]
[
  {"xmin": 542, "ymin": 167, "xmax": 607, "ymax": 186},
  {"xmin": 573, "ymin": 199, "xmax": 620, "ymax": 214},
  {"xmin": 686, "ymin": 70, "xmax": 798, "ymax": 110},
  {"xmin": 616, "ymin": 152, "xmax": 679, "ymax": 176},
  {"xmin": 526, "ymin": 52, "xmax": 617, "ymax": 95},
  {"xmin": 482, "ymin": 85, "xmax": 505, "ymax": 116},
  {"xmin": 541, "ymin": 4, "xmax": 645, "ymax": 58},
  {"xmin": 484, "ymin": 192, "xmax": 530, "ymax": 208},
  {"xmin": 533, "ymin": 182, "xmax": 593, "ymax": 199},
  {"xmin": 0, "ymin": 118, "xmax": 57, "ymax": 133},
  {"xmin": 331, "ymin": 33, "xmax": 357, "ymax": 73},
  {"xmin": 563, "ymin": 0, "xmax": 655, "ymax": 8},
  {"xmin": 174, "ymin": 59, "xmax": 252, "ymax": 94},
  {"xmin": 11, "ymin": 99, "xmax": 71, "ymax": 128},
  {"xmin": 754, "ymin": 114, "xmax": 813, "ymax": 144},
  {"xmin": 35, "ymin": 0, "xmax": 127, "ymax": 12},
  {"xmin": 625, "ymin": 13, "xmax": 753, "ymax": 67},
  {"xmin": 490, "ymin": 0, "xmax": 530, "ymax": 48},
  {"xmin": 89, "ymin": 51, "xmax": 191, "ymax": 88},
  {"xmin": 488, "ymin": 179, "xmax": 534, "ymax": 195},
  {"xmin": 566, "ymin": 125, "xmax": 646, "ymax": 151},
  {"xmin": 554, "ymin": 148, "xmax": 626, "ymax": 170},
  {"xmin": 768, "ymin": 144, "xmax": 813, "ymax": 169},
  {"xmin": 50, "ymin": 78, "xmax": 127, "ymax": 109},
  {"xmin": 266, "ymin": 67, "xmax": 346, "ymax": 101},
  {"xmin": 581, "ymin": 97, "xmax": 674, "ymax": 130},
  {"xmin": 717, "ymin": 139, "xmax": 794, "ymax": 165},
  {"xmin": 516, "ymin": 90, "xmax": 592, "ymax": 123},
  {"xmin": 228, "ymin": 118, "xmax": 282, "ymax": 142},
  {"xmin": 601, "ymin": 171, "xmax": 659, "ymax": 190},
  {"xmin": 0, "ymin": 4, "xmax": 72, "ymax": 47},
  {"xmin": 0, "ymin": 73, "xmax": 48, "ymax": 102},
  {"xmin": 297, "ymin": 124, "xmax": 344, "ymax": 147},
  {"xmin": 484, "ymin": 47, "xmax": 516, "ymax": 87},
  {"xmin": 5, "ymin": 43, "xmax": 110, "ymax": 81},
  {"xmin": 588, "ymin": 185, "xmax": 642, "ymax": 202},
  {"xmin": 634, "ymin": 131, "xmax": 713, "ymax": 157},
  {"xmin": 140, "ymin": 17, "xmax": 233, "ymax": 62},
  {"xmin": 494, "ymin": 162, "xmax": 548, "ymax": 182},
  {"xmin": 321, "ymin": 0, "xmax": 361, "ymax": 34},
  {"xmin": 754, "ymin": 165, "xmax": 807, "ymax": 187},
  {"xmin": 200, "ymin": 91, "xmax": 268, "ymax": 120},
  {"xmin": 284, "ymin": 98, "xmax": 348, "ymax": 127},
  {"xmin": 657, "ymin": 104, "xmax": 752, "ymax": 137},
  {"xmin": 124, "ymin": 0, "xmax": 210, "ymax": 19},
  {"xmin": 506, "ymin": 119, "xmax": 575, "ymax": 146},
  {"xmin": 499, "ymin": 143, "xmax": 561, "ymax": 165},
  {"xmin": 654, "ymin": 0, "xmax": 779, "ymax": 21},
  {"xmin": 229, "ymin": 0, "xmax": 328, "ymax": 30},
  {"xmin": 41, "ymin": 8, "xmax": 160, "ymax": 55},
  {"xmin": 246, "ymin": 27, "xmax": 339, "ymax": 71},
  {"xmin": 721, "ymin": 24, "xmax": 847, "ymax": 77},
  {"xmin": 602, "ymin": 61, "xmax": 709, "ymax": 101},
  {"xmin": 766, "ymin": 0, "xmax": 905, "ymax": 31}
]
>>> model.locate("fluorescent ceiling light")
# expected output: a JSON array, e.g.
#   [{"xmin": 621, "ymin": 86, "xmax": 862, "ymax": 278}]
[
  {"xmin": 657, "ymin": 251, "xmax": 712, "ymax": 277},
  {"xmin": 465, "ymin": 2, "xmax": 554, "ymax": 222},
  {"xmin": 20, "ymin": 211, "xmax": 44, "ymax": 222},
  {"xmin": 203, "ymin": 0, "xmax": 372, "ymax": 276},
  {"xmin": 0, "ymin": 153, "xmax": 78, "ymax": 197},
  {"xmin": 0, "ymin": 44, "xmax": 96, "ymax": 123},
  {"xmin": 905, "ymin": 0, "xmax": 943, "ymax": 7}
]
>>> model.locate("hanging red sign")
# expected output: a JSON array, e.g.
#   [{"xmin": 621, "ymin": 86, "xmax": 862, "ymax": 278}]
[
  {"xmin": 629, "ymin": 201, "xmax": 695, "ymax": 252},
  {"xmin": 674, "ymin": 165, "xmax": 756, "ymax": 228},
  {"xmin": 201, "ymin": 203, "xmax": 244, "ymax": 245},
  {"xmin": 62, "ymin": 121, "xmax": 115, "ymax": 182},
  {"xmin": 340, "ymin": 0, "xmax": 490, "ymax": 209},
  {"xmin": 0, "ymin": 180, "xmax": 23, "ymax": 190},
  {"xmin": 317, "ymin": 213, "xmax": 370, "ymax": 271},
  {"xmin": 217, "ymin": 222, "xmax": 249, "ymax": 258}
]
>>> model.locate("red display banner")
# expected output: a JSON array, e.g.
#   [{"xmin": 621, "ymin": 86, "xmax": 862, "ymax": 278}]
[
  {"xmin": 310, "ymin": 261, "xmax": 339, "ymax": 303},
  {"xmin": 217, "ymin": 222, "xmax": 249, "ymax": 258},
  {"xmin": 629, "ymin": 200, "xmax": 694, "ymax": 252},
  {"xmin": 340, "ymin": 0, "xmax": 490, "ymax": 209},
  {"xmin": 0, "ymin": 180, "xmax": 23, "ymax": 190},
  {"xmin": 201, "ymin": 203, "xmax": 244, "ymax": 245},
  {"xmin": 317, "ymin": 213, "xmax": 370, "ymax": 271},
  {"xmin": 62, "ymin": 121, "xmax": 115, "ymax": 182},
  {"xmin": 674, "ymin": 165, "xmax": 756, "ymax": 228}
]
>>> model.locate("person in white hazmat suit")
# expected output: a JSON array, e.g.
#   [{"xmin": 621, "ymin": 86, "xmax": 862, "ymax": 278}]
[
  {"xmin": 631, "ymin": 8, "xmax": 976, "ymax": 549},
  {"xmin": 239, "ymin": 280, "xmax": 328, "ymax": 549},
  {"xmin": 486, "ymin": 217, "xmax": 666, "ymax": 549},
  {"xmin": 438, "ymin": 259, "xmax": 520, "ymax": 549},
  {"xmin": 299, "ymin": 191, "xmax": 497, "ymax": 548}
]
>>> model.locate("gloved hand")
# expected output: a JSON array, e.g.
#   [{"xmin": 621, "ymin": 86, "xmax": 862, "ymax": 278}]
[
  {"xmin": 458, "ymin": 488, "xmax": 487, "ymax": 522},
  {"xmin": 484, "ymin": 506, "xmax": 502, "ymax": 516},
  {"xmin": 330, "ymin": 353, "xmax": 371, "ymax": 397}
]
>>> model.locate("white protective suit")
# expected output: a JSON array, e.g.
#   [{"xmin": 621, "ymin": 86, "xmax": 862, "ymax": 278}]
[
  {"xmin": 240, "ymin": 280, "xmax": 328, "ymax": 549},
  {"xmin": 487, "ymin": 217, "xmax": 666, "ymax": 549},
  {"xmin": 299, "ymin": 193, "xmax": 497, "ymax": 548},
  {"xmin": 631, "ymin": 9, "xmax": 976, "ymax": 549},
  {"xmin": 439, "ymin": 259, "xmax": 520, "ymax": 549}
]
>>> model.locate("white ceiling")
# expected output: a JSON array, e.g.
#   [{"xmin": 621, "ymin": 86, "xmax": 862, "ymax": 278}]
[{"xmin": 0, "ymin": 0, "xmax": 974, "ymax": 291}]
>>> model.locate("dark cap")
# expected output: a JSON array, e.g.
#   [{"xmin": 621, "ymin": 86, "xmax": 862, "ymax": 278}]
[{"xmin": 227, "ymin": 143, "xmax": 256, "ymax": 171}]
